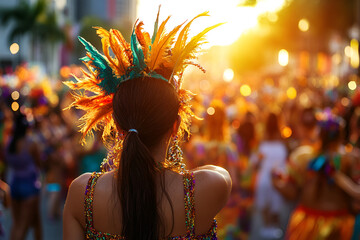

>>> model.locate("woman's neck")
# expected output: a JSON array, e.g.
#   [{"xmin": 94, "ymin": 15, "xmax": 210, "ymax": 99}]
[{"xmin": 150, "ymin": 136, "xmax": 171, "ymax": 165}]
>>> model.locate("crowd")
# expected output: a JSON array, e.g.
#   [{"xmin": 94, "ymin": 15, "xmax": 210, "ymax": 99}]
[{"xmin": 0, "ymin": 64, "xmax": 360, "ymax": 239}]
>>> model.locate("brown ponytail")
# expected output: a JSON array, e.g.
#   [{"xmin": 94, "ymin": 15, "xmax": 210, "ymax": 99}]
[{"xmin": 113, "ymin": 77, "xmax": 179, "ymax": 239}]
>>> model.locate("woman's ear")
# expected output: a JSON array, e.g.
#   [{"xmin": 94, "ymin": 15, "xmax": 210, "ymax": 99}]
[{"xmin": 171, "ymin": 116, "xmax": 181, "ymax": 136}]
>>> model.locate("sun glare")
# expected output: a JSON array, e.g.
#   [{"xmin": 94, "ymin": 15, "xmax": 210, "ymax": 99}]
[{"xmin": 137, "ymin": 0, "xmax": 288, "ymax": 47}]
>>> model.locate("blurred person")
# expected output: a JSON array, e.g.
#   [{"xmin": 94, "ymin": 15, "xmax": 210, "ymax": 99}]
[
  {"xmin": 272, "ymin": 111, "xmax": 357, "ymax": 240},
  {"xmin": 236, "ymin": 111, "xmax": 256, "ymax": 158},
  {"xmin": 203, "ymin": 100, "xmax": 238, "ymax": 169},
  {"xmin": 252, "ymin": 112, "xmax": 287, "ymax": 238},
  {"xmin": 334, "ymin": 112, "xmax": 360, "ymax": 240},
  {"xmin": 186, "ymin": 99, "xmax": 238, "ymax": 183},
  {"xmin": 234, "ymin": 111, "xmax": 258, "ymax": 236},
  {"xmin": 63, "ymin": 12, "xmax": 232, "ymax": 239},
  {"xmin": 200, "ymin": 100, "xmax": 240, "ymax": 230},
  {"xmin": 45, "ymin": 143, "xmax": 66, "ymax": 221},
  {"xmin": 286, "ymin": 108, "xmax": 320, "ymax": 188},
  {"xmin": 5, "ymin": 114, "xmax": 42, "ymax": 240}
]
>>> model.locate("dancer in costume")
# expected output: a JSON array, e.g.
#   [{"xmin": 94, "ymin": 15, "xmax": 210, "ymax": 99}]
[
  {"xmin": 6, "ymin": 114, "xmax": 42, "ymax": 240},
  {"xmin": 272, "ymin": 110, "xmax": 357, "ymax": 240},
  {"xmin": 63, "ymin": 9, "xmax": 231, "ymax": 240}
]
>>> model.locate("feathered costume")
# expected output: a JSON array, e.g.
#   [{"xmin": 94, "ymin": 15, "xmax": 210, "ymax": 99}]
[{"xmin": 65, "ymin": 9, "xmax": 222, "ymax": 172}]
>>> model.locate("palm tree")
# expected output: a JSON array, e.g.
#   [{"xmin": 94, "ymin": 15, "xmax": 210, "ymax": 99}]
[{"xmin": 0, "ymin": 0, "xmax": 65, "ymax": 72}]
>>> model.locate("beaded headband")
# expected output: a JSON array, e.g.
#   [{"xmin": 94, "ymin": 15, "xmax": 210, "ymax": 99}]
[{"xmin": 65, "ymin": 9, "xmax": 221, "ymax": 172}]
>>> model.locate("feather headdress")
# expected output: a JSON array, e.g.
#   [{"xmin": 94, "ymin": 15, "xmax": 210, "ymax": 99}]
[{"xmin": 65, "ymin": 9, "xmax": 222, "ymax": 172}]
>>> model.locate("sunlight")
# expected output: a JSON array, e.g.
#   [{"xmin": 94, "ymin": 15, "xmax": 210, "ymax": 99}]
[{"xmin": 137, "ymin": 0, "xmax": 288, "ymax": 47}]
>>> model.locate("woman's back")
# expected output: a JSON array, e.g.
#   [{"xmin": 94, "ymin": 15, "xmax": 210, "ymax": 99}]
[
  {"xmin": 300, "ymin": 173, "xmax": 351, "ymax": 211},
  {"xmin": 6, "ymin": 137, "xmax": 38, "ymax": 178},
  {"xmin": 63, "ymin": 10, "xmax": 232, "ymax": 239},
  {"xmin": 300, "ymin": 154, "xmax": 352, "ymax": 211},
  {"xmin": 65, "ymin": 166, "xmax": 231, "ymax": 239}
]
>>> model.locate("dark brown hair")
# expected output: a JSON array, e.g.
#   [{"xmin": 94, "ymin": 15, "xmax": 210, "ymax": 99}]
[
  {"xmin": 265, "ymin": 112, "xmax": 281, "ymax": 140},
  {"xmin": 112, "ymin": 77, "xmax": 180, "ymax": 239}
]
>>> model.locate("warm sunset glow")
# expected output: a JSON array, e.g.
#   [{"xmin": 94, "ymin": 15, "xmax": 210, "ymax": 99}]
[{"xmin": 137, "ymin": 0, "xmax": 288, "ymax": 47}]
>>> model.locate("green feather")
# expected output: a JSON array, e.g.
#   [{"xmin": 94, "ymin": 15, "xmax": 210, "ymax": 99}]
[
  {"xmin": 151, "ymin": 6, "xmax": 160, "ymax": 44},
  {"xmin": 130, "ymin": 29, "xmax": 146, "ymax": 71},
  {"xmin": 78, "ymin": 36, "xmax": 120, "ymax": 94}
]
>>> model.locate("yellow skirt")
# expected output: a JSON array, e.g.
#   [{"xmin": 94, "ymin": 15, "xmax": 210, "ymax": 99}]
[{"xmin": 286, "ymin": 205, "xmax": 355, "ymax": 240}]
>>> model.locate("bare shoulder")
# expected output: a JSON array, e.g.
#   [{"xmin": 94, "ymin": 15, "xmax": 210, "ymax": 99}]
[
  {"xmin": 64, "ymin": 173, "xmax": 93, "ymax": 227},
  {"xmin": 193, "ymin": 165, "xmax": 231, "ymax": 190},
  {"xmin": 68, "ymin": 173, "xmax": 93, "ymax": 199},
  {"xmin": 192, "ymin": 165, "xmax": 232, "ymax": 216}
]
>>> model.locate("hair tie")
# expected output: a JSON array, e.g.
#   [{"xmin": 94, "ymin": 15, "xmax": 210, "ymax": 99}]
[{"xmin": 128, "ymin": 129, "xmax": 138, "ymax": 134}]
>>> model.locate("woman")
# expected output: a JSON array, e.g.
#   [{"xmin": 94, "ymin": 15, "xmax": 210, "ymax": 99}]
[
  {"xmin": 63, "ymin": 11, "xmax": 231, "ymax": 239},
  {"xmin": 6, "ymin": 114, "xmax": 42, "ymax": 240},
  {"xmin": 252, "ymin": 112, "xmax": 287, "ymax": 238},
  {"xmin": 272, "ymin": 111, "xmax": 356, "ymax": 240}
]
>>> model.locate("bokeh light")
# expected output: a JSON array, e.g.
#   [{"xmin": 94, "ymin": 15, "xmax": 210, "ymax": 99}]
[
  {"xmin": 278, "ymin": 49, "xmax": 289, "ymax": 66},
  {"xmin": 298, "ymin": 18, "xmax": 309, "ymax": 32},
  {"xmin": 350, "ymin": 39, "xmax": 359, "ymax": 68},
  {"xmin": 344, "ymin": 46, "xmax": 352, "ymax": 58},
  {"xmin": 281, "ymin": 126, "xmax": 292, "ymax": 138},
  {"xmin": 348, "ymin": 80, "xmax": 357, "ymax": 90},
  {"xmin": 223, "ymin": 68, "xmax": 234, "ymax": 82},
  {"xmin": 341, "ymin": 97, "xmax": 350, "ymax": 107},
  {"xmin": 10, "ymin": 43, "xmax": 20, "ymax": 55},
  {"xmin": 240, "ymin": 84, "xmax": 251, "ymax": 97},
  {"xmin": 60, "ymin": 66, "xmax": 72, "ymax": 78},
  {"xmin": 207, "ymin": 107, "xmax": 215, "ymax": 115},
  {"xmin": 286, "ymin": 87, "xmax": 297, "ymax": 99},
  {"xmin": 11, "ymin": 102, "xmax": 19, "ymax": 111},
  {"xmin": 11, "ymin": 91, "xmax": 20, "ymax": 100}
]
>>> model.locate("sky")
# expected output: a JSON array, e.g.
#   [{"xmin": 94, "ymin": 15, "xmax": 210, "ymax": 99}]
[{"xmin": 137, "ymin": 0, "xmax": 289, "ymax": 47}]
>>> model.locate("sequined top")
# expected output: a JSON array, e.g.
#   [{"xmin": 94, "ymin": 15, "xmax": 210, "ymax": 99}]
[{"xmin": 84, "ymin": 171, "xmax": 217, "ymax": 239}]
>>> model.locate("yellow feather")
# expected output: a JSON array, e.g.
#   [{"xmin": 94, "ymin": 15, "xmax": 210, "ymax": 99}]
[
  {"xmin": 149, "ymin": 18, "xmax": 183, "ymax": 71},
  {"xmin": 172, "ymin": 12, "xmax": 209, "ymax": 60},
  {"xmin": 94, "ymin": 27, "xmax": 118, "ymax": 70},
  {"xmin": 109, "ymin": 29, "xmax": 132, "ymax": 75},
  {"xmin": 135, "ymin": 22, "xmax": 151, "ymax": 60}
]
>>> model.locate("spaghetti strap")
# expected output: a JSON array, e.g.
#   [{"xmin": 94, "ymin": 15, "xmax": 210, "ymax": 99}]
[
  {"xmin": 183, "ymin": 171, "xmax": 196, "ymax": 237},
  {"xmin": 84, "ymin": 172, "xmax": 102, "ymax": 230}
]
